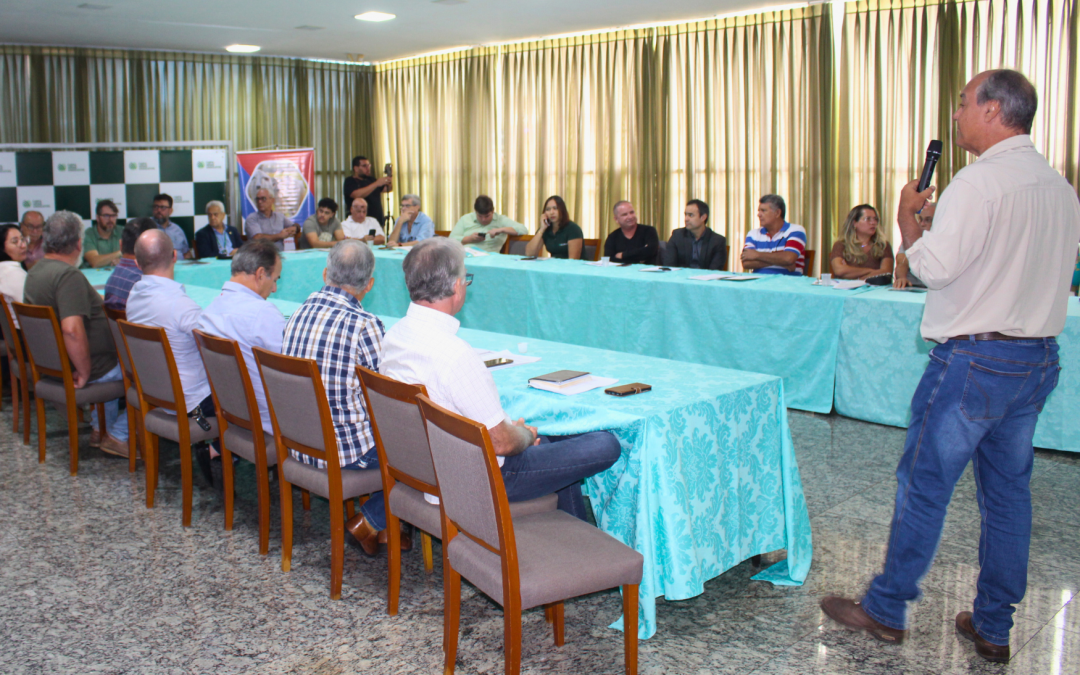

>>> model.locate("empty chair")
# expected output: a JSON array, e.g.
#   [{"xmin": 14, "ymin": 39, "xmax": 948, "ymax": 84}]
[
  {"xmin": 194, "ymin": 330, "xmax": 278, "ymax": 555},
  {"xmin": 803, "ymin": 249, "xmax": 817, "ymax": 277},
  {"xmin": 14, "ymin": 302, "xmax": 123, "ymax": 475},
  {"xmin": 118, "ymin": 319, "xmax": 219, "ymax": 526},
  {"xmin": 104, "ymin": 307, "xmax": 142, "ymax": 471},
  {"xmin": 582, "ymin": 238, "xmax": 600, "ymax": 261},
  {"xmin": 501, "ymin": 234, "xmax": 533, "ymax": 256},
  {"xmin": 417, "ymin": 394, "xmax": 643, "ymax": 675},
  {"xmin": 356, "ymin": 366, "xmax": 558, "ymax": 616},
  {"xmin": 253, "ymin": 346, "xmax": 382, "ymax": 600},
  {"xmin": 0, "ymin": 298, "xmax": 32, "ymax": 444}
]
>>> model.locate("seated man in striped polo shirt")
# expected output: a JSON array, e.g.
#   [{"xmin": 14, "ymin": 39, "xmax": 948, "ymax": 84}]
[{"xmin": 740, "ymin": 194, "xmax": 807, "ymax": 275}]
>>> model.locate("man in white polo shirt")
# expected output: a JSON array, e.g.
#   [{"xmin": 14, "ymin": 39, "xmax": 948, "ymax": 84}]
[
  {"xmin": 821, "ymin": 70, "xmax": 1080, "ymax": 664},
  {"xmin": 345, "ymin": 237, "xmax": 621, "ymax": 552}
]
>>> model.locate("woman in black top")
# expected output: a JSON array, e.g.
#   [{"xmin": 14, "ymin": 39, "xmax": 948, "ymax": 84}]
[{"xmin": 524, "ymin": 195, "xmax": 584, "ymax": 259}]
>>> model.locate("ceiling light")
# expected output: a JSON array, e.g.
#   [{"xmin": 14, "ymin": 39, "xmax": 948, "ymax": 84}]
[
  {"xmin": 225, "ymin": 44, "xmax": 261, "ymax": 53},
  {"xmin": 355, "ymin": 11, "xmax": 396, "ymax": 22}
]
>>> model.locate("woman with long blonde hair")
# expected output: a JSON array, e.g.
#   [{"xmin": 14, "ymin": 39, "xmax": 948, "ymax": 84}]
[{"xmin": 829, "ymin": 204, "xmax": 894, "ymax": 279}]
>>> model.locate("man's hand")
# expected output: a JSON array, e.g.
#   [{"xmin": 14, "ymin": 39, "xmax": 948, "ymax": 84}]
[
  {"xmin": 893, "ymin": 274, "xmax": 911, "ymax": 289},
  {"xmin": 615, "ymin": 252, "xmax": 623, "ymax": 260},
  {"xmin": 377, "ymin": 176, "xmax": 392, "ymax": 187},
  {"xmin": 278, "ymin": 225, "xmax": 299, "ymax": 241},
  {"xmin": 512, "ymin": 418, "xmax": 539, "ymax": 446},
  {"xmin": 897, "ymin": 179, "xmax": 936, "ymax": 250},
  {"xmin": 463, "ymin": 233, "xmax": 485, "ymax": 244},
  {"xmin": 741, "ymin": 248, "xmax": 759, "ymax": 264}
]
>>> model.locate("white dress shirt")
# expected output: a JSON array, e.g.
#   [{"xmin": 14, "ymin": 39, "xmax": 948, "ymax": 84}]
[
  {"xmin": 341, "ymin": 216, "xmax": 385, "ymax": 241},
  {"xmin": 0, "ymin": 260, "xmax": 27, "ymax": 328},
  {"xmin": 126, "ymin": 274, "xmax": 211, "ymax": 413},
  {"xmin": 907, "ymin": 135, "xmax": 1080, "ymax": 343},
  {"xmin": 197, "ymin": 281, "xmax": 287, "ymax": 435}
]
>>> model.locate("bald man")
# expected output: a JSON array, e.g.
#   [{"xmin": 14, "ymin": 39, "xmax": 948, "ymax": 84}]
[
  {"xmin": 21, "ymin": 210, "xmax": 46, "ymax": 269},
  {"xmin": 126, "ymin": 230, "xmax": 217, "ymax": 481}
]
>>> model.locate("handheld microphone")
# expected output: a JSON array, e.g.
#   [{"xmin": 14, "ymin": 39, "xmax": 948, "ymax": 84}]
[{"xmin": 917, "ymin": 140, "xmax": 943, "ymax": 193}]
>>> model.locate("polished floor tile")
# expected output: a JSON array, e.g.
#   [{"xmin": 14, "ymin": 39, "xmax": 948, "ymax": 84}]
[{"xmin": 2, "ymin": 401, "xmax": 1079, "ymax": 674}]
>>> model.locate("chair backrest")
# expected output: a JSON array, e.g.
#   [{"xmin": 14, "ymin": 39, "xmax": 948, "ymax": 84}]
[
  {"xmin": 12, "ymin": 302, "xmax": 68, "ymax": 381},
  {"xmin": 803, "ymin": 249, "xmax": 817, "ymax": 277},
  {"xmin": 252, "ymin": 346, "xmax": 339, "ymax": 470},
  {"xmin": 501, "ymin": 234, "xmax": 533, "ymax": 256},
  {"xmin": 193, "ymin": 330, "xmax": 260, "ymax": 434},
  {"xmin": 0, "ymin": 298, "xmax": 27, "ymax": 369},
  {"xmin": 582, "ymin": 238, "xmax": 600, "ymax": 262},
  {"xmin": 103, "ymin": 307, "xmax": 134, "ymax": 385},
  {"xmin": 356, "ymin": 366, "xmax": 435, "ymax": 491},
  {"xmin": 657, "ymin": 239, "xmax": 667, "ymax": 263},
  {"xmin": 434, "ymin": 230, "xmax": 451, "ymax": 238},
  {"xmin": 416, "ymin": 394, "xmax": 512, "ymax": 555},
  {"xmin": 117, "ymin": 319, "xmax": 184, "ymax": 414}
]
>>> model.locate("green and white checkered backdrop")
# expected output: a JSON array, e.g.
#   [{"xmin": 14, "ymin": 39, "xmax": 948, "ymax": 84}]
[{"xmin": 0, "ymin": 149, "xmax": 230, "ymax": 243}]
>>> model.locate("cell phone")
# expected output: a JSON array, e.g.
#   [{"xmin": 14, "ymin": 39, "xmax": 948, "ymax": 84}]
[
  {"xmin": 484, "ymin": 357, "xmax": 513, "ymax": 368},
  {"xmin": 605, "ymin": 383, "xmax": 652, "ymax": 397},
  {"xmin": 477, "ymin": 232, "xmax": 487, "ymax": 240},
  {"xmin": 384, "ymin": 162, "xmax": 392, "ymax": 177},
  {"xmin": 368, "ymin": 229, "xmax": 376, "ymax": 237},
  {"xmin": 520, "ymin": 256, "xmax": 538, "ymax": 261}
]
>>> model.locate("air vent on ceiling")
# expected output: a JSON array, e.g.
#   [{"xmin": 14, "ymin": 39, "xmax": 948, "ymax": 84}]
[
  {"xmin": 294, "ymin": 25, "xmax": 325, "ymax": 31},
  {"xmin": 78, "ymin": 3, "xmax": 112, "ymax": 9},
  {"xmin": 432, "ymin": 0, "xmax": 467, "ymax": 5}
]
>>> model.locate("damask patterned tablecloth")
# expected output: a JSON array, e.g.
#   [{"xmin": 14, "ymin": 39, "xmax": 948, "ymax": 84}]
[
  {"xmin": 834, "ymin": 288, "xmax": 1080, "ymax": 452},
  {"xmin": 176, "ymin": 284, "xmax": 813, "ymax": 640}
]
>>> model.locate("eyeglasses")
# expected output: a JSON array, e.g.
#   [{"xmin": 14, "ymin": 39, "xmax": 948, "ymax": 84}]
[{"xmin": 464, "ymin": 273, "xmax": 474, "ymax": 287}]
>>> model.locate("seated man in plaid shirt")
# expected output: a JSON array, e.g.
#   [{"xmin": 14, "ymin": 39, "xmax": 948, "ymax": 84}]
[
  {"xmin": 103, "ymin": 218, "xmax": 157, "ymax": 310},
  {"xmin": 281, "ymin": 240, "xmax": 402, "ymax": 548}
]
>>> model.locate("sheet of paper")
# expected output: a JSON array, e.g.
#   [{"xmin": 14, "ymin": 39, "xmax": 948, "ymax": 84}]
[
  {"xmin": 688, "ymin": 273, "xmax": 727, "ymax": 281},
  {"xmin": 639, "ymin": 267, "xmax": 671, "ymax": 273},
  {"xmin": 464, "ymin": 246, "xmax": 489, "ymax": 257},
  {"xmin": 832, "ymin": 279, "xmax": 867, "ymax": 290},
  {"xmin": 528, "ymin": 375, "xmax": 618, "ymax": 396},
  {"xmin": 473, "ymin": 348, "xmax": 541, "ymax": 371},
  {"xmin": 585, "ymin": 261, "xmax": 615, "ymax": 267},
  {"xmin": 887, "ymin": 286, "xmax": 928, "ymax": 293}
]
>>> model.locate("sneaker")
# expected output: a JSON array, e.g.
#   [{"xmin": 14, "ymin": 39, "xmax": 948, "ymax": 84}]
[{"xmin": 99, "ymin": 434, "xmax": 130, "ymax": 459}]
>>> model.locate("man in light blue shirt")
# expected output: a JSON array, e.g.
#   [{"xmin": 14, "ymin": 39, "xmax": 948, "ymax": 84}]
[
  {"xmin": 197, "ymin": 240, "xmax": 286, "ymax": 436},
  {"xmin": 387, "ymin": 194, "xmax": 435, "ymax": 247},
  {"xmin": 152, "ymin": 193, "xmax": 193, "ymax": 259}
]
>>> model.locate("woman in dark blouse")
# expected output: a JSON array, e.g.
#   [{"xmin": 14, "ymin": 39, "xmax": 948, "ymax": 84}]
[
  {"xmin": 524, "ymin": 195, "xmax": 584, "ymax": 259},
  {"xmin": 830, "ymin": 204, "xmax": 894, "ymax": 279}
]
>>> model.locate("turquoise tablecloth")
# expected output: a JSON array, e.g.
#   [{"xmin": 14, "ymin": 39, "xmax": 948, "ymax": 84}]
[
  {"xmin": 111, "ymin": 250, "xmax": 866, "ymax": 414},
  {"xmin": 834, "ymin": 288, "xmax": 1080, "ymax": 452},
  {"xmin": 171, "ymin": 283, "xmax": 812, "ymax": 640}
]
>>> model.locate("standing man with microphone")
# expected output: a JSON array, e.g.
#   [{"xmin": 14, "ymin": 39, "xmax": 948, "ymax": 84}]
[{"xmin": 821, "ymin": 70, "xmax": 1080, "ymax": 663}]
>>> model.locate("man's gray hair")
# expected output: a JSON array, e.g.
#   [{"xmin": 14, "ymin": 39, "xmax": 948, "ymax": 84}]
[
  {"xmin": 325, "ymin": 239, "xmax": 375, "ymax": 291},
  {"xmin": 402, "ymin": 237, "xmax": 466, "ymax": 303},
  {"xmin": 613, "ymin": 200, "xmax": 632, "ymax": 214},
  {"xmin": 759, "ymin": 194, "xmax": 786, "ymax": 219},
  {"xmin": 256, "ymin": 187, "xmax": 276, "ymax": 199},
  {"xmin": 134, "ymin": 229, "xmax": 174, "ymax": 273},
  {"xmin": 401, "ymin": 194, "xmax": 421, "ymax": 208},
  {"xmin": 42, "ymin": 210, "xmax": 84, "ymax": 255},
  {"xmin": 977, "ymin": 69, "xmax": 1038, "ymax": 134},
  {"xmin": 205, "ymin": 199, "xmax": 226, "ymax": 214},
  {"xmin": 231, "ymin": 239, "xmax": 280, "ymax": 276}
]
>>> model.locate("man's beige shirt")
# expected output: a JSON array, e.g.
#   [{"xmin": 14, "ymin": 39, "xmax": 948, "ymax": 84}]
[{"xmin": 907, "ymin": 135, "xmax": 1080, "ymax": 343}]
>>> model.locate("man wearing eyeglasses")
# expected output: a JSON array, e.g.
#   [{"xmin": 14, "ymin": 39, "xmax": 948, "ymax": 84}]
[
  {"xmin": 20, "ymin": 210, "xmax": 45, "ymax": 269},
  {"xmin": 82, "ymin": 199, "xmax": 124, "ymax": 269},
  {"xmin": 245, "ymin": 187, "xmax": 300, "ymax": 251},
  {"xmin": 151, "ymin": 194, "xmax": 193, "ymax": 260}
]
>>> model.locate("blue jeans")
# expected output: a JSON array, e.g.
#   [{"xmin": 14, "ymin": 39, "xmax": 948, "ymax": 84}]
[
  {"xmin": 88, "ymin": 363, "xmax": 128, "ymax": 443},
  {"xmin": 862, "ymin": 338, "xmax": 1060, "ymax": 646},
  {"xmin": 359, "ymin": 431, "xmax": 621, "ymax": 530}
]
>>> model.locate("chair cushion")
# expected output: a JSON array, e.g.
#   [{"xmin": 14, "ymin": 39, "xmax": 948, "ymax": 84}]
[
  {"xmin": 281, "ymin": 457, "xmax": 381, "ymax": 501},
  {"xmin": 143, "ymin": 409, "xmax": 219, "ymax": 444},
  {"xmin": 389, "ymin": 487, "xmax": 558, "ymax": 538},
  {"xmin": 509, "ymin": 493, "xmax": 558, "ymax": 518},
  {"xmin": 447, "ymin": 510, "xmax": 643, "ymax": 611},
  {"xmin": 222, "ymin": 425, "xmax": 277, "ymax": 467},
  {"xmin": 35, "ymin": 377, "xmax": 125, "ymax": 406}
]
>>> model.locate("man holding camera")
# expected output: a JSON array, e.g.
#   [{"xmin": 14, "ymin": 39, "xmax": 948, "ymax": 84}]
[{"xmin": 343, "ymin": 156, "xmax": 393, "ymax": 227}]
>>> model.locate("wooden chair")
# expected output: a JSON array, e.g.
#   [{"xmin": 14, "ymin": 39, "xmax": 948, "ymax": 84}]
[
  {"xmin": 104, "ymin": 307, "xmax": 142, "ymax": 472},
  {"xmin": 14, "ymin": 303, "xmax": 124, "ymax": 475},
  {"xmin": 193, "ymin": 330, "xmax": 278, "ymax": 555},
  {"xmin": 252, "ymin": 347, "xmax": 382, "ymax": 600},
  {"xmin": 500, "ymin": 234, "xmax": 533, "ymax": 256},
  {"xmin": 356, "ymin": 366, "xmax": 557, "ymax": 616},
  {"xmin": 118, "ymin": 319, "xmax": 219, "ymax": 526},
  {"xmin": 417, "ymin": 394, "xmax": 643, "ymax": 675},
  {"xmin": 803, "ymin": 249, "xmax": 816, "ymax": 277},
  {"xmin": 434, "ymin": 230, "xmax": 451, "ymax": 238},
  {"xmin": 0, "ymin": 299, "xmax": 32, "ymax": 444},
  {"xmin": 582, "ymin": 238, "xmax": 601, "ymax": 262}
]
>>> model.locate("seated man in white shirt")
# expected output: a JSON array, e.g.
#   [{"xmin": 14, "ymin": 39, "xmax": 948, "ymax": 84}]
[
  {"xmin": 346, "ymin": 237, "xmax": 622, "ymax": 550},
  {"xmin": 341, "ymin": 197, "xmax": 385, "ymax": 245},
  {"xmin": 126, "ymin": 229, "xmax": 217, "ymax": 482},
  {"xmin": 197, "ymin": 239, "xmax": 286, "ymax": 438}
]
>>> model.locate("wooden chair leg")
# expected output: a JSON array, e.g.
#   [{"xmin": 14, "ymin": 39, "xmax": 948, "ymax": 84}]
[
  {"xmin": 35, "ymin": 397, "xmax": 47, "ymax": 463},
  {"xmin": 444, "ymin": 566, "xmax": 461, "ymax": 675},
  {"xmin": 144, "ymin": 432, "xmax": 160, "ymax": 507},
  {"xmin": 387, "ymin": 512, "xmax": 401, "ymax": 616},
  {"xmin": 280, "ymin": 481, "xmax": 294, "ymax": 573},
  {"xmin": 95, "ymin": 402, "xmax": 106, "ymax": 437},
  {"xmin": 179, "ymin": 441, "xmax": 193, "ymax": 528},
  {"xmin": 544, "ymin": 606, "xmax": 553, "ymax": 623},
  {"xmin": 345, "ymin": 499, "xmax": 355, "ymax": 519},
  {"xmin": 21, "ymin": 371, "xmax": 31, "ymax": 446},
  {"xmin": 329, "ymin": 498, "xmax": 344, "ymax": 600},
  {"xmin": 547, "ymin": 602, "xmax": 564, "ymax": 646},
  {"xmin": 301, "ymin": 488, "xmax": 311, "ymax": 511},
  {"xmin": 422, "ymin": 532, "xmax": 434, "ymax": 573},
  {"xmin": 66, "ymin": 401, "xmax": 79, "ymax": 476},
  {"xmin": 222, "ymin": 449, "xmax": 235, "ymax": 531},
  {"xmin": 257, "ymin": 461, "xmax": 271, "ymax": 556},
  {"xmin": 127, "ymin": 405, "xmax": 139, "ymax": 473},
  {"xmin": 9, "ymin": 367, "xmax": 17, "ymax": 433},
  {"xmin": 504, "ymin": 598, "xmax": 522, "ymax": 675},
  {"xmin": 623, "ymin": 584, "xmax": 638, "ymax": 675}
]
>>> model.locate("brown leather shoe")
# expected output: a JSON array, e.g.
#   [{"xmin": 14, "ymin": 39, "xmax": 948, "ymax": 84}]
[
  {"xmin": 89, "ymin": 430, "xmax": 102, "ymax": 448},
  {"xmin": 345, "ymin": 513, "xmax": 380, "ymax": 556},
  {"xmin": 956, "ymin": 611, "xmax": 1010, "ymax": 663},
  {"xmin": 98, "ymin": 434, "xmax": 129, "ymax": 459},
  {"xmin": 378, "ymin": 525, "xmax": 413, "ymax": 552},
  {"xmin": 820, "ymin": 596, "xmax": 906, "ymax": 644}
]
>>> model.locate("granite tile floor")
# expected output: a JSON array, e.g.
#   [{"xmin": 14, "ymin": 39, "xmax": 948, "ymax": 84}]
[{"xmin": 2, "ymin": 402, "xmax": 1079, "ymax": 675}]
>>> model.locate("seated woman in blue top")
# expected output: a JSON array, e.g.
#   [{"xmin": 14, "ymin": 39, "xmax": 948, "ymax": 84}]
[
  {"xmin": 524, "ymin": 195, "xmax": 584, "ymax": 259},
  {"xmin": 387, "ymin": 194, "xmax": 435, "ymax": 247},
  {"xmin": 194, "ymin": 200, "xmax": 243, "ymax": 258}
]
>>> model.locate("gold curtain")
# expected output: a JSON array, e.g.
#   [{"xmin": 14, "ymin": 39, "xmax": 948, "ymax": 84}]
[
  {"xmin": 0, "ymin": 46, "xmax": 376, "ymax": 204},
  {"xmin": 838, "ymin": 0, "xmax": 1080, "ymax": 248}
]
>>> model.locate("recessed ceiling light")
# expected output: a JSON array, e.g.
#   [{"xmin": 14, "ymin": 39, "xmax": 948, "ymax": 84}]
[
  {"xmin": 355, "ymin": 11, "xmax": 396, "ymax": 22},
  {"xmin": 294, "ymin": 25, "xmax": 325, "ymax": 31},
  {"xmin": 225, "ymin": 44, "xmax": 261, "ymax": 53}
]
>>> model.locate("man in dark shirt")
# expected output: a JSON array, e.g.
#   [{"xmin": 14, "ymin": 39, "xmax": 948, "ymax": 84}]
[
  {"xmin": 343, "ymin": 156, "xmax": 393, "ymax": 228},
  {"xmin": 604, "ymin": 200, "xmax": 659, "ymax": 264},
  {"xmin": 661, "ymin": 199, "xmax": 727, "ymax": 270}
]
